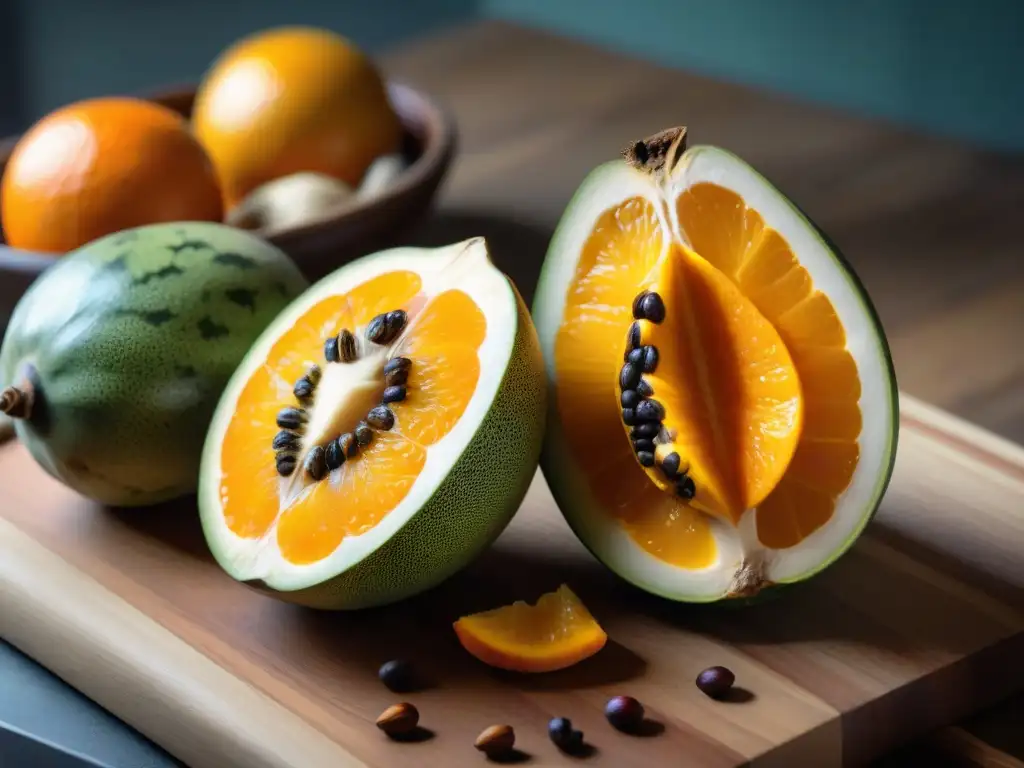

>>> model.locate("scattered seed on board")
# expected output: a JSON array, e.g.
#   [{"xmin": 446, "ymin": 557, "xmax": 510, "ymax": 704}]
[
  {"xmin": 272, "ymin": 430, "xmax": 300, "ymax": 451},
  {"xmin": 621, "ymin": 389, "xmax": 639, "ymax": 409},
  {"xmin": 323, "ymin": 336, "xmax": 340, "ymax": 363},
  {"xmin": 338, "ymin": 432, "xmax": 359, "ymax": 459},
  {"xmin": 354, "ymin": 422, "xmax": 373, "ymax": 446},
  {"xmin": 635, "ymin": 399, "xmax": 665, "ymax": 423},
  {"xmin": 325, "ymin": 439, "xmax": 345, "ymax": 470},
  {"xmin": 637, "ymin": 378, "xmax": 654, "ymax": 397},
  {"xmin": 338, "ymin": 329, "xmax": 357, "ymax": 362},
  {"xmin": 382, "ymin": 385, "xmax": 407, "ymax": 404},
  {"xmin": 620, "ymin": 362, "xmax": 641, "ymax": 391},
  {"xmin": 303, "ymin": 446, "xmax": 327, "ymax": 480},
  {"xmin": 661, "ymin": 452, "xmax": 681, "ymax": 477},
  {"xmin": 367, "ymin": 405, "xmax": 395, "ymax": 431},
  {"xmin": 276, "ymin": 407, "xmax": 307, "ymax": 430},
  {"xmin": 276, "ymin": 453, "xmax": 297, "ymax": 477},
  {"xmin": 293, "ymin": 376, "xmax": 314, "ymax": 402}
]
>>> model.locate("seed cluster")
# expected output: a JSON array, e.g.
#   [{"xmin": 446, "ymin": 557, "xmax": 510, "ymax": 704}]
[
  {"xmin": 621, "ymin": 290, "xmax": 696, "ymax": 501},
  {"xmin": 270, "ymin": 309, "xmax": 413, "ymax": 480}
]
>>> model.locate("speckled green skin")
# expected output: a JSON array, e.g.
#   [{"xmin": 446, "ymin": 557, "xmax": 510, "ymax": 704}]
[{"xmin": 0, "ymin": 221, "xmax": 308, "ymax": 507}]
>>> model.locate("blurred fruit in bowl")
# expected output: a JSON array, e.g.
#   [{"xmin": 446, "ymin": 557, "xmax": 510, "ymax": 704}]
[
  {"xmin": 192, "ymin": 26, "xmax": 403, "ymax": 211},
  {"xmin": 1, "ymin": 97, "xmax": 223, "ymax": 254},
  {"xmin": 226, "ymin": 171, "xmax": 354, "ymax": 234}
]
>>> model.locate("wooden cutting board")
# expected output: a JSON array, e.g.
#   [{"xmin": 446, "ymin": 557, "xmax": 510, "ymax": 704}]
[{"xmin": 1, "ymin": 395, "xmax": 1023, "ymax": 768}]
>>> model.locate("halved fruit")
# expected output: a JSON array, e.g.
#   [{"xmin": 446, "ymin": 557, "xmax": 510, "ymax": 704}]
[
  {"xmin": 532, "ymin": 127, "xmax": 898, "ymax": 603},
  {"xmin": 453, "ymin": 584, "xmax": 608, "ymax": 672},
  {"xmin": 198, "ymin": 238, "xmax": 547, "ymax": 609}
]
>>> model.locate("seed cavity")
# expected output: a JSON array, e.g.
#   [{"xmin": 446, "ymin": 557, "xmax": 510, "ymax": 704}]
[
  {"xmin": 303, "ymin": 446, "xmax": 327, "ymax": 480},
  {"xmin": 367, "ymin": 405, "xmax": 395, "ymax": 431},
  {"xmin": 338, "ymin": 329, "xmax": 357, "ymax": 362},
  {"xmin": 323, "ymin": 336, "xmax": 340, "ymax": 363},
  {"xmin": 276, "ymin": 407, "xmax": 307, "ymax": 430},
  {"xmin": 382, "ymin": 385, "xmax": 407, "ymax": 404},
  {"xmin": 354, "ymin": 422, "xmax": 373, "ymax": 446},
  {"xmin": 325, "ymin": 439, "xmax": 345, "ymax": 470}
]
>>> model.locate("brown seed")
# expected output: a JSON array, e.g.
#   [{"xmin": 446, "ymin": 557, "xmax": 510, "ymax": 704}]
[
  {"xmin": 376, "ymin": 702, "xmax": 419, "ymax": 737},
  {"xmin": 338, "ymin": 329, "xmax": 357, "ymax": 362},
  {"xmin": 367, "ymin": 405, "xmax": 395, "ymax": 431},
  {"xmin": 275, "ymin": 453, "xmax": 297, "ymax": 477},
  {"xmin": 306, "ymin": 364, "xmax": 322, "ymax": 386},
  {"xmin": 338, "ymin": 432, "xmax": 359, "ymax": 459},
  {"xmin": 325, "ymin": 439, "xmax": 345, "ymax": 470},
  {"xmin": 354, "ymin": 422, "xmax": 373, "ymax": 446},
  {"xmin": 384, "ymin": 366, "xmax": 410, "ymax": 387},
  {"xmin": 272, "ymin": 430, "xmax": 300, "ymax": 451},
  {"xmin": 474, "ymin": 724, "xmax": 515, "ymax": 756},
  {"xmin": 303, "ymin": 446, "xmax": 327, "ymax": 480},
  {"xmin": 382, "ymin": 385, "xmax": 407, "ymax": 404},
  {"xmin": 323, "ymin": 336, "xmax": 340, "ymax": 363},
  {"xmin": 276, "ymin": 407, "xmax": 307, "ymax": 430}
]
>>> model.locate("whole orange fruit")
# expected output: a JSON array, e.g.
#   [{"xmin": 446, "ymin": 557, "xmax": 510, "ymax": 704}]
[
  {"xmin": 1, "ymin": 97, "xmax": 223, "ymax": 254},
  {"xmin": 191, "ymin": 26, "xmax": 402, "ymax": 210}
]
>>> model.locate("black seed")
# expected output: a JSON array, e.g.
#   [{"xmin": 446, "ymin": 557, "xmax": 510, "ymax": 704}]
[
  {"xmin": 677, "ymin": 474, "xmax": 696, "ymax": 500},
  {"xmin": 306, "ymin": 364, "xmax": 322, "ymax": 386},
  {"xmin": 338, "ymin": 329, "xmax": 357, "ymax": 362},
  {"xmin": 276, "ymin": 408, "xmax": 308, "ymax": 430},
  {"xmin": 696, "ymin": 666, "xmax": 736, "ymax": 700},
  {"xmin": 338, "ymin": 433, "xmax": 359, "ymax": 459},
  {"xmin": 622, "ymin": 408, "xmax": 636, "ymax": 426},
  {"xmin": 385, "ymin": 367, "xmax": 409, "ymax": 387},
  {"xmin": 637, "ymin": 451, "xmax": 655, "ymax": 467},
  {"xmin": 619, "ymin": 362, "xmax": 641, "ymax": 391},
  {"xmin": 354, "ymin": 422, "xmax": 373, "ymax": 446},
  {"xmin": 325, "ymin": 439, "xmax": 345, "ymax": 470},
  {"xmin": 642, "ymin": 345, "xmax": 659, "ymax": 373},
  {"xmin": 303, "ymin": 446, "xmax": 327, "ymax": 480},
  {"xmin": 637, "ymin": 378, "xmax": 654, "ymax": 397},
  {"xmin": 385, "ymin": 309, "xmax": 408, "ymax": 338},
  {"xmin": 367, "ymin": 405, "xmax": 395, "ymax": 431},
  {"xmin": 548, "ymin": 717, "xmax": 584, "ymax": 753},
  {"xmin": 323, "ymin": 336, "xmax": 340, "ymax": 362},
  {"xmin": 633, "ymin": 438, "xmax": 654, "ymax": 454},
  {"xmin": 378, "ymin": 659, "xmax": 418, "ymax": 693},
  {"xmin": 661, "ymin": 451, "xmax": 681, "ymax": 477},
  {"xmin": 293, "ymin": 376, "xmax": 314, "ymax": 401},
  {"xmin": 382, "ymin": 385, "xmax": 407, "ymax": 404},
  {"xmin": 627, "ymin": 347, "xmax": 644, "ymax": 366},
  {"xmin": 635, "ymin": 399, "xmax": 665, "ymax": 423},
  {"xmin": 384, "ymin": 357, "xmax": 412, "ymax": 377},
  {"xmin": 365, "ymin": 314, "xmax": 389, "ymax": 344},
  {"xmin": 627, "ymin": 321, "xmax": 641, "ymax": 352},
  {"xmin": 276, "ymin": 453, "xmax": 297, "ymax": 477},
  {"xmin": 604, "ymin": 696, "xmax": 645, "ymax": 733},
  {"xmin": 272, "ymin": 430, "xmax": 300, "ymax": 451},
  {"xmin": 631, "ymin": 422, "xmax": 660, "ymax": 439},
  {"xmin": 631, "ymin": 291, "xmax": 650, "ymax": 320},
  {"xmin": 638, "ymin": 292, "xmax": 666, "ymax": 323},
  {"xmin": 621, "ymin": 390, "xmax": 639, "ymax": 409}
]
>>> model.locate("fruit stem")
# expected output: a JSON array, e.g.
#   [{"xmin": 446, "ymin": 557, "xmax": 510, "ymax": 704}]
[{"xmin": 0, "ymin": 385, "xmax": 31, "ymax": 419}]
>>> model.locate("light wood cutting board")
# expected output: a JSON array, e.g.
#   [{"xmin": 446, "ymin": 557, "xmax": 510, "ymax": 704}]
[{"xmin": 1, "ymin": 394, "xmax": 1023, "ymax": 768}]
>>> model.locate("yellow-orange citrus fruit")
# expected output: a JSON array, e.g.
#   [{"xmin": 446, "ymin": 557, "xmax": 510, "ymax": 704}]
[
  {"xmin": 1, "ymin": 97, "xmax": 223, "ymax": 254},
  {"xmin": 191, "ymin": 26, "xmax": 403, "ymax": 209}
]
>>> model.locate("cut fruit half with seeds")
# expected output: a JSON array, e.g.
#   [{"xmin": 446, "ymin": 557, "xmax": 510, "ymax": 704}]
[
  {"xmin": 198, "ymin": 238, "xmax": 547, "ymax": 609},
  {"xmin": 532, "ymin": 126, "xmax": 898, "ymax": 603}
]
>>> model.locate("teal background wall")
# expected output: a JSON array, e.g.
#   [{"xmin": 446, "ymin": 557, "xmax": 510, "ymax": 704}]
[
  {"xmin": 484, "ymin": 0, "xmax": 1024, "ymax": 152},
  {"xmin": 0, "ymin": 0, "xmax": 1021, "ymax": 151}
]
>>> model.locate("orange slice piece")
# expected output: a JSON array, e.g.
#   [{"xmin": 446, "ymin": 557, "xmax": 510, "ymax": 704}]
[{"xmin": 453, "ymin": 584, "xmax": 608, "ymax": 673}]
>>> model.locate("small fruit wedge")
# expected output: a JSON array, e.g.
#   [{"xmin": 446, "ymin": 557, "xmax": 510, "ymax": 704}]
[{"xmin": 453, "ymin": 584, "xmax": 608, "ymax": 673}]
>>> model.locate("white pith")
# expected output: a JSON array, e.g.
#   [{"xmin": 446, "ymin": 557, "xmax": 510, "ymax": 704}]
[
  {"xmin": 533, "ymin": 146, "xmax": 897, "ymax": 602},
  {"xmin": 199, "ymin": 238, "xmax": 517, "ymax": 592}
]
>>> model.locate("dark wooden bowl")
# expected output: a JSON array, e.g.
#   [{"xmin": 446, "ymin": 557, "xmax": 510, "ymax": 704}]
[{"xmin": 0, "ymin": 79, "xmax": 458, "ymax": 304}]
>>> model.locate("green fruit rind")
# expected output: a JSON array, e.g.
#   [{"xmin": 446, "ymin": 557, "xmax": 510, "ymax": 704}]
[
  {"xmin": 0, "ymin": 221, "xmax": 308, "ymax": 506},
  {"xmin": 198, "ymin": 239, "xmax": 547, "ymax": 610},
  {"xmin": 532, "ymin": 144, "xmax": 898, "ymax": 604}
]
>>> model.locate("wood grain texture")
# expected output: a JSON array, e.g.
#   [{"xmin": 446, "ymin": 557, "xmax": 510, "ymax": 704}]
[{"xmin": 1, "ymin": 395, "xmax": 1024, "ymax": 767}]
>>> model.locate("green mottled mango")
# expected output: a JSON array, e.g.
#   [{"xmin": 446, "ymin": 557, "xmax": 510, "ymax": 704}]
[{"xmin": 0, "ymin": 221, "xmax": 308, "ymax": 507}]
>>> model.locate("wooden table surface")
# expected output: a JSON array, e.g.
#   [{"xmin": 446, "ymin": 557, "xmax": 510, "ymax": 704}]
[{"xmin": 380, "ymin": 19, "xmax": 1024, "ymax": 766}]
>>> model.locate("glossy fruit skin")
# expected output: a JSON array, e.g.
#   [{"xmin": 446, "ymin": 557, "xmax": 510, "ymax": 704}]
[
  {"xmin": 695, "ymin": 665, "xmax": 736, "ymax": 699},
  {"xmin": 0, "ymin": 221, "xmax": 307, "ymax": 506},
  {"xmin": 192, "ymin": 26, "xmax": 402, "ymax": 209},
  {"xmin": 1, "ymin": 98, "xmax": 223, "ymax": 254},
  {"xmin": 604, "ymin": 695, "xmax": 644, "ymax": 732}
]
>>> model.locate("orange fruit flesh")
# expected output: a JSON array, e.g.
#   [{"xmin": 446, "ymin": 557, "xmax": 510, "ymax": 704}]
[
  {"xmin": 453, "ymin": 584, "xmax": 608, "ymax": 672},
  {"xmin": 552, "ymin": 183, "xmax": 862, "ymax": 568},
  {"xmin": 1, "ymin": 97, "xmax": 223, "ymax": 254},
  {"xmin": 218, "ymin": 269, "xmax": 488, "ymax": 565}
]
